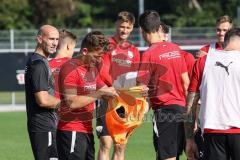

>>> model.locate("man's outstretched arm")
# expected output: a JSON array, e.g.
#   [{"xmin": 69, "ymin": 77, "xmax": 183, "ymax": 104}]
[{"xmin": 184, "ymin": 91, "xmax": 200, "ymax": 160}]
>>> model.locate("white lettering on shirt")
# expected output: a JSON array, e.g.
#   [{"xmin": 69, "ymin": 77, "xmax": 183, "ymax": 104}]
[
  {"xmin": 112, "ymin": 57, "xmax": 132, "ymax": 67},
  {"xmin": 159, "ymin": 51, "xmax": 181, "ymax": 60}
]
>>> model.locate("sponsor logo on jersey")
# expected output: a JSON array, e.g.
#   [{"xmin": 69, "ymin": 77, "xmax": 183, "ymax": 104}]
[
  {"xmin": 111, "ymin": 50, "xmax": 117, "ymax": 56},
  {"xmin": 215, "ymin": 61, "xmax": 233, "ymax": 75},
  {"xmin": 84, "ymin": 84, "xmax": 96, "ymax": 92},
  {"xmin": 52, "ymin": 67, "xmax": 60, "ymax": 73},
  {"xmin": 112, "ymin": 57, "xmax": 132, "ymax": 67},
  {"xmin": 159, "ymin": 51, "xmax": 181, "ymax": 60},
  {"xmin": 127, "ymin": 51, "xmax": 133, "ymax": 58}
]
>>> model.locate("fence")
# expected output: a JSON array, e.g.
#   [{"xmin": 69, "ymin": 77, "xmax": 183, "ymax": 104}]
[{"xmin": 0, "ymin": 27, "xmax": 216, "ymax": 53}]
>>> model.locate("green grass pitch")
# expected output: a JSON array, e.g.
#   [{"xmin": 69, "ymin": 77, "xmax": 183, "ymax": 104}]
[{"xmin": 0, "ymin": 111, "xmax": 186, "ymax": 160}]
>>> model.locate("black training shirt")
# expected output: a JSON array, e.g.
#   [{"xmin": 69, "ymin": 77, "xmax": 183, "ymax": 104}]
[{"xmin": 25, "ymin": 53, "xmax": 57, "ymax": 132}]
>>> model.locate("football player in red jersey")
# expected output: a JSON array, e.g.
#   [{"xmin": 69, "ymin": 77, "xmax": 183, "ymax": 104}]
[
  {"xmin": 49, "ymin": 29, "xmax": 77, "ymax": 99},
  {"xmin": 138, "ymin": 10, "xmax": 190, "ymax": 160},
  {"xmin": 56, "ymin": 31, "xmax": 118, "ymax": 160},
  {"xmin": 158, "ymin": 21, "xmax": 195, "ymax": 78},
  {"xmin": 96, "ymin": 11, "xmax": 140, "ymax": 160}
]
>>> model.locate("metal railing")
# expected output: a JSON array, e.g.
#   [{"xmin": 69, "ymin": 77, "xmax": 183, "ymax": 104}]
[{"xmin": 0, "ymin": 27, "xmax": 217, "ymax": 53}]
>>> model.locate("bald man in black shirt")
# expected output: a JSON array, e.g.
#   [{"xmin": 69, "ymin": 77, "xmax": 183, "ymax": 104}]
[{"xmin": 25, "ymin": 25, "xmax": 60, "ymax": 160}]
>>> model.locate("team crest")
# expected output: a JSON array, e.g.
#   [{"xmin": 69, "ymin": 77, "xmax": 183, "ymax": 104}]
[
  {"xmin": 128, "ymin": 51, "xmax": 133, "ymax": 58},
  {"xmin": 111, "ymin": 50, "xmax": 117, "ymax": 56}
]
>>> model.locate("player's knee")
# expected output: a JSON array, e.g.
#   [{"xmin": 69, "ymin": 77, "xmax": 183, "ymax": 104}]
[
  {"xmin": 100, "ymin": 139, "xmax": 112, "ymax": 151},
  {"xmin": 100, "ymin": 144, "xmax": 111, "ymax": 152},
  {"xmin": 114, "ymin": 144, "xmax": 126, "ymax": 153}
]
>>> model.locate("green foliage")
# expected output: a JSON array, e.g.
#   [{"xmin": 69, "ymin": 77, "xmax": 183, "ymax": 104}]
[
  {"xmin": 86, "ymin": 0, "xmax": 138, "ymax": 28},
  {"xmin": 0, "ymin": 111, "xmax": 187, "ymax": 159},
  {"xmin": 158, "ymin": 0, "xmax": 238, "ymax": 27},
  {"xmin": 0, "ymin": 0, "xmax": 239, "ymax": 29},
  {"xmin": 175, "ymin": 2, "xmax": 221, "ymax": 27},
  {"xmin": 66, "ymin": 2, "xmax": 93, "ymax": 28},
  {"xmin": 0, "ymin": 0, "xmax": 32, "ymax": 29},
  {"xmin": 28, "ymin": 0, "xmax": 77, "ymax": 28}
]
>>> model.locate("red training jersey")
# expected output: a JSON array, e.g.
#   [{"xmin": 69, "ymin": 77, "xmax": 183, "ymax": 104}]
[
  {"xmin": 181, "ymin": 50, "xmax": 195, "ymax": 79},
  {"xmin": 57, "ymin": 58, "xmax": 105, "ymax": 133},
  {"xmin": 49, "ymin": 57, "xmax": 69, "ymax": 99},
  {"xmin": 200, "ymin": 42, "xmax": 223, "ymax": 53},
  {"xmin": 99, "ymin": 37, "xmax": 140, "ymax": 86},
  {"xmin": 137, "ymin": 41, "xmax": 188, "ymax": 109},
  {"xmin": 188, "ymin": 55, "xmax": 240, "ymax": 134}
]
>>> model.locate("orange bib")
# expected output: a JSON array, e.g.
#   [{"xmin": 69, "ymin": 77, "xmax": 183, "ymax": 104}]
[{"xmin": 106, "ymin": 86, "xmax": 148, "ymax": 144}]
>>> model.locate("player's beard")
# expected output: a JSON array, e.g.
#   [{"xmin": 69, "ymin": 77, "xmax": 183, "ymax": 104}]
[
  {"xmin": 90, "ymin": 56, "xmax": 102, "ymax": 67},
  {"xmin": 81, "ymin": 55, "xmax": 99, "ymax": 67},
  {"xmin": 43, "ymin": 45, "xmax": 57, "ymax": 56},
  {"xmin": 48, "ymin": 47, "xmax": 57, "ymax": 54}
]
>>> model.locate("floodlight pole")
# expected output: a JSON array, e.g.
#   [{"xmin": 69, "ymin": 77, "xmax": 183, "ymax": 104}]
[{"xmin": 139, "ymin": 0, "xmax": 144, "ymax": 47}]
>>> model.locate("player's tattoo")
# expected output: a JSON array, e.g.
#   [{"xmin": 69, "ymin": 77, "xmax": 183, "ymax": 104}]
[{"xmin": 184, "ymin": 92, "xmax": 200, "ymax": 139}]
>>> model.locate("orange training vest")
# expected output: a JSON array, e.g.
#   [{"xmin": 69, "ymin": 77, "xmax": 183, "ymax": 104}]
[{"xmin": 106, "ymin": 86, "xmax": 148, "ymax": 144}]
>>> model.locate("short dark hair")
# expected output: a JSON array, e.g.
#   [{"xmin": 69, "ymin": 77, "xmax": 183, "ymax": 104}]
[
  {"xmin": 116, "ymin": 11, "xmax": 135, "ymax": 25},
  {"xmin": 223, "ymin": 28, "xmax": 240, "ymax": 48},
  {"xmin": 139, "ymin": 10, "xmax": 161, "ymax": 33},
  {"xmin": 81, "ymin": 31, "xmax": 109, "ymax": 52},
  {"xmin": 57, "ymin": 29, "xmax": 77, "ymax": 50}
]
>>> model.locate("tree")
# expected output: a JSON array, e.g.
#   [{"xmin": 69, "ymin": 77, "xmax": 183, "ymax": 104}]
[
  {"xmin": 0, "ymin": 0, "xmax": 32, "ymax": 29},
  {"xmin": 28, "ymin": 0, "xmax": 77, "ymax": 27},
  {"xmin": 65, "ymin": 1, "xmax": 93, "ymax": 28},
  {"xmin": 156, "ymin": 0, "xmax": 237, "ymax": 27},
  {"xmin": 84, "ymin": 0, "xmax": 139, "ymax": 28},
  {"xmin": 0, "ymin": 0, "xmax": 238, "ymax": 29}
]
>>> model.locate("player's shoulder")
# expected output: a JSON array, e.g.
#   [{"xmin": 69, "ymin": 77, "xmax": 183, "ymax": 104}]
[
  {"xmin": 200, "ymin": 44, "xmax": 211, "ymax": 52},
  {"xmin": 48, "ymin": 57, "xmax": 55, "ymax": 63},
  {"xmin": 164, "ymin": 41, "xmax": 181, "ymax": 49},
  {"xmin": 148, "ymin": 41, "xmax": 180, "ymax": 52},
  {"xmin": 108, "ymin": 37, "xmax": 117, "ymax": 45},
  {"xmin": 61, "ymin": 58, "xmax": 79, "ymax": 69},
  {"xmin": 29, "ymin": 58, "xmax": 49, "ymax": 74},
  {"xmin": 48, "ymin": 58, "xmax": 56, "ymax": 66},
  {"xmin": 59, "ymin": 58, "xmax": 82, "ymax": 77},
  {"xmin": 30, "ymin": 54, "xmax": 47, "ymax": 67},
  {"xmin": 181, "ymin": 50, "xmax": 195, "ymax": 58},
  {"xmin": 49, "ymin": 58, "xmax": 59, "ymax": 69},
  {"xmin": 30, "ymin": 53, "xmax": 45, "ymax": 62},
  {"xmin": 49, "ymin": 57, "xmax": 69, "ymax": 65},
  {"xmin": 195, "ymin": 55, "xmax": 207, "ymax": 67},
  {"xmin": 156, "ymin": 41, "xmax": 180, "ymax": 50}
]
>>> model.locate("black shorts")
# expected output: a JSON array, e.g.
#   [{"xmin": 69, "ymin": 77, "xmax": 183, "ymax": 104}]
[
  {"xmin": 28, "ymin": 131, "xmax": 58, "ymax": 160},
  {"xmin": 56, "ymin": 130, "xmax": 94, "ymax": 160},
  {"xmin": 153, "ymin": 105, "xmax": 186, "ymax": 160},
  {"xmin": 96, "ymin": 99, "xmax": 109, "ymax": 137},
  {"xmin": 204, "ymin": 133, "xmax": 240, "ymax": 160},
  {"xmin": 194, "ymin": 128, "xmax": 205, "ymax": 160}
]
